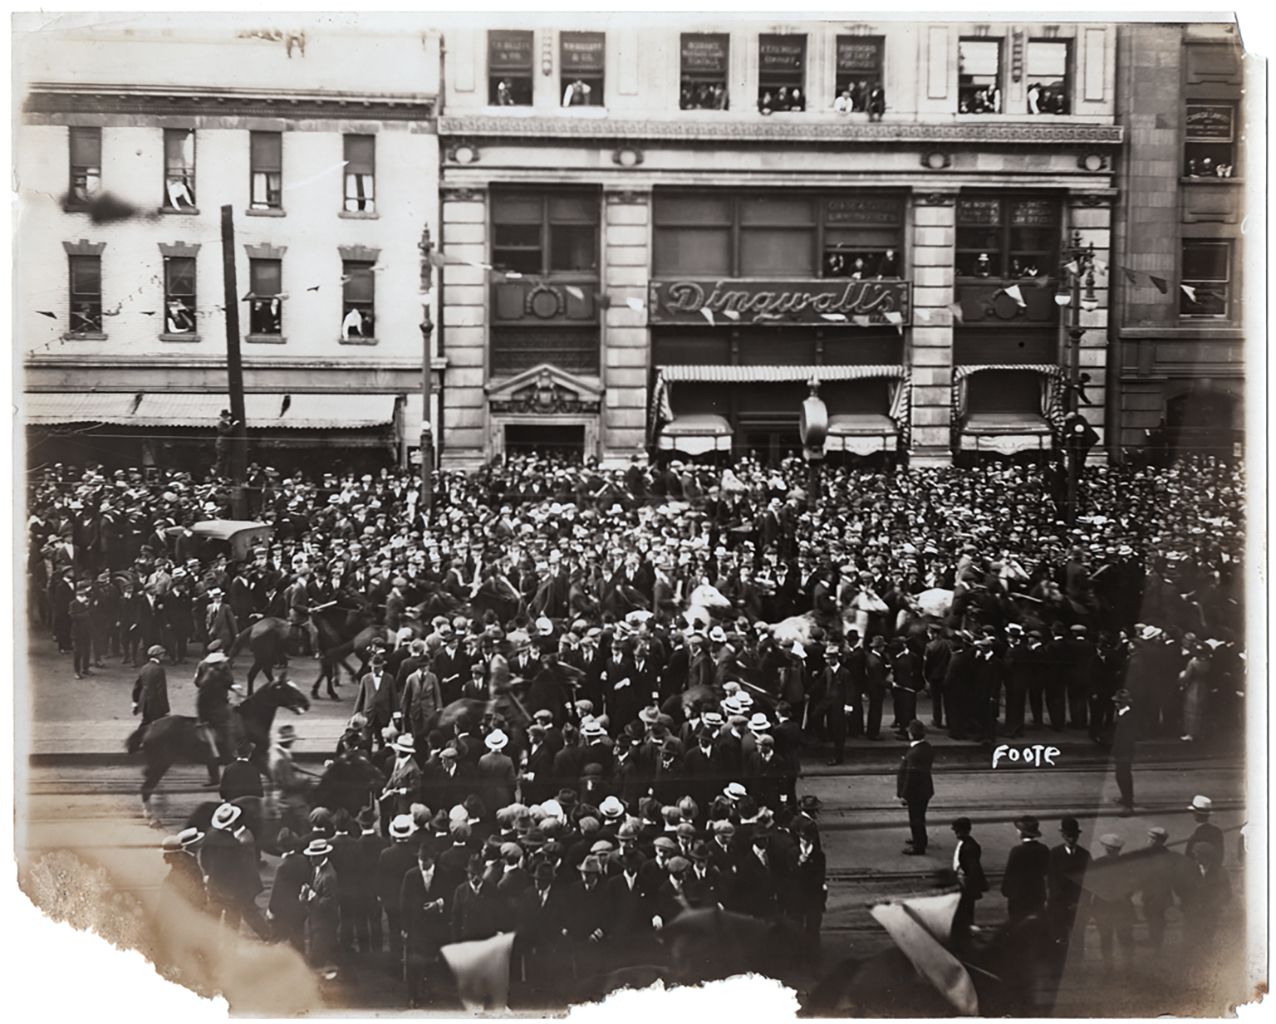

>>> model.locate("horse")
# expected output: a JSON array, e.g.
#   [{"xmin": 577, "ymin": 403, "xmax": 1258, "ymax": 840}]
[
  {"xmin": 309, "ymin": 603, "xmax": 378, "ymax": 698},
  {"xmin": 310, "ymin": 748, "xmax": 386, "ymax": 819},
  {"xmin": 126, "ymin": 676, "xmax": 311, "ymax": 814},
  {"xmin": 227, "ymin": 616, "xmax": 295, "ymax": 693}
]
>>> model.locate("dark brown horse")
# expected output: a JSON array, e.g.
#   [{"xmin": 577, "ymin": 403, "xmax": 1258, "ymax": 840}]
[{"xmin": 126, "ymin": 677, "xmax": 311, "ymax": 812}]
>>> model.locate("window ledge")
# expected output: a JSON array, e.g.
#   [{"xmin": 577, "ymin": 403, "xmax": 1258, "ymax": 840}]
[
  {"xmin": 245, "ymin": 207, "xmax": 287, "ymax": 217},
  {"xmin": 339, "ymin": 210, "xmax": 379, "ymax": 219},
  {"xmin": 159, "ymin": 206, "xmax": 200, "ymax": 215},
  {"xmin": 159, "ymin": 333, "xmax": 200, "ymax": 343},
  {"xmin": 1180, "ymin": 176, "xmax": 1243, "ymax": 184},
  {"xmin": 61, "ymin": 332, "xmax": 107, "ymax": 341},
  {"xmin": 557, "ymin": 106, "xmax": 609, "ymax": 117},
  {"xmin": 338, "ymin": 336, "xmax": 378, "ymax": 346},
  {"xmin": 246, "ymin": 334, "xmax": 287, "ymax": 344}
]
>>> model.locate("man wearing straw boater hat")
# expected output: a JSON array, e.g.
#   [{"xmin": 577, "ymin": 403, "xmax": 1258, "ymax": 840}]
[{"xmin": 301, "ymin": 836, "xmax": 340, "ymax": 967}]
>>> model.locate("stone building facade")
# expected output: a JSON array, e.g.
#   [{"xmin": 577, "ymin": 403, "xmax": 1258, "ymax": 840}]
[{"xmin": 436, "ymin": 17, "xmax": 1122, "ymax": 468}]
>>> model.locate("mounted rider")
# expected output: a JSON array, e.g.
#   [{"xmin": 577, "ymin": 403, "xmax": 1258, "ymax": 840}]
[{"xmin": 194, "ymin": 640, "xmax": 238, "ymax": 774}]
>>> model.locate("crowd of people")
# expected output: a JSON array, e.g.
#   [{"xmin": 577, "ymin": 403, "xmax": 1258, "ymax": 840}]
[{"xmin": 28, "ymin": 449, "xmax": 1246, "ymax": 1000}]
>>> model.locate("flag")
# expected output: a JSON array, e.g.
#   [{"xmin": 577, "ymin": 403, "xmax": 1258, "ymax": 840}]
[
  {"xmin": 440, "ymin": 932, "xmax": 515, "ymax": 1011},
  {"xmin": 1122, "ymin": 268, "xmax": 1139, "ymax": 286},
  {"xmin": 1149, "ymin": 275, "xmax": 1168, "ymax": 294},
  {"xmin": 884, "ymin": 310, "xmax": 904, "ymax": 324},
  {"xmin": 946, "ymin": 302, "xmax": 964, "ymax": 324},
  {"xmin": 722, "ymin": 309, "xmax": 741, "ymax": 320},
  {"xmin": 429, "ymin": 251, "xmax": 446, "ymax": 268},
  {"xmin": 852, "ymin": 315, "xmax": 871, "ymax": 327},
  {"xmin": 700, "ymin": 307, "xmax": 715, "ymax": 326},
  {"xmin": 870, "ymin": 894, "xmax": 979, "ymax": 1016},
  {"xmin": 1002, "ymin": 284, "xmax": 1026, "ymax": 308},
  {"xmin": 626, "ymin": 297, "xmax": 645, "ymax": 312},
  {"xmin": 565, "ymin": 285, "xmax": 585, "ymax": 300},
  {"xmin": 1180, "ymin": 284, "xmax": 1198, "ymax": 303},
  {"xmin": 1064, "ymin": 260, "xmax": 1080, "ymax": 276},
  {"xmin": 35, "ymin": 310, "xmax": 57, "ymax": 319},
  {"xmin": 648, "ymin": 372, "xmax": 674, "ymax": 446},
  {"xmin": 820, "ymin": 313, "xmax": 848, "ymax": 322},
  {"xmin": 916, "ymin": 309, "xmax": 930, "ymax": 322}
]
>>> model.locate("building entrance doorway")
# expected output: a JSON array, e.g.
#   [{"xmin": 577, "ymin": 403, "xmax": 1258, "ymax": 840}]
[{"xmin": 503, "ymin": 423, "xmax": 586, "ymax": 460}]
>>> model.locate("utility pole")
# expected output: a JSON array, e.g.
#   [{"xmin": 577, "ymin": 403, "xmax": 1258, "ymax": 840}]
[
  {"xmin": 1061, "ymin": 232, "xmax": 1096, "ymax": 526},
  {"xmin": 220, "ymin": 205, "xmax": 248, "ymax": 519},
  {"xmin": 418, "ymin": 225, "xmax": 435, "ymax": 513}
]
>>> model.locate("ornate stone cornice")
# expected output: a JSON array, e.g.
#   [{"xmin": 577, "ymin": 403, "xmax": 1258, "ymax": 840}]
[
  {"xmin": 439, "ymin": 116, "xmax": 1123, "ymax": 146},
  {"xmin": 441, "ymin": 187, "xmax": 486, "ymax": 202},
  {"xmin": 25, "ymin": 87, "xmax": 435, "ymax": 123}
]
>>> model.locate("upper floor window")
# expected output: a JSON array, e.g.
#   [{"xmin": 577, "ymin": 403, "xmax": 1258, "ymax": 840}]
[
  {"xmin": 68, "ymin": 255, "xmax": 102, "ymax": 334},
  {"xmin": 343, "ymin": 135, "xmax": 375, "ymax": 213},
  {"xmin": 1185, "ymin": 104, "xmax": 1237, "ymax": 177},
  {"xmin": 956, "ymin": 195, "xmax": 1060, "ymax": 279},
  {"xmin": 68, "ymin": 127, "xmax": 101, "ymax": 206},
  {"xmin": 561, "ymin": 31, "xmax": 605, "ymax": 107},
  {"xmin": 680, "ymin": 33, "xmax": 729, "ymax": 110},
  {"xmin": 958, "ymin": 39, "xmax": 1002, "ymax": 114},
  {"xmin": 342, "ymin": 262, "xmax": 375, "ymax": 339},
  {"xmin": 492, "ymin": 192, "xmax": 599, "ymax": 276},
  {"xmin": 489, "ymin": 30, "xmax": 534, "ymax": 106},
  {"xmin": 833, "ymin": 36, "xmax": 885, "ymax": 117},
  {"xmin": 250, "ymin": 132, "xmax": 283, "ymax": 210},
  {"xmin": 653, "ymin": 191, "xmax": 904, "ymax": 279},
  {"xmin": 164, "ymin": 256, "xmax": 197, "ymax": 334},
  {"xmin": 248, "ymin": 258, "xmax": 282, "ymax": 335},
  {"xmin": 1026, "ymin": 41, "xmax": 1070, "ymax": 115},
  {"xmin": 163, "ymin": 128, "xmax": 196, "ymax": 209},
  {"xmin": 758, "ymin": 34, "xmax": 806, "ymax": 113},
  {"xmin": 1180, "ymin": 240, "xmax": 1231, "ymax": 318}
]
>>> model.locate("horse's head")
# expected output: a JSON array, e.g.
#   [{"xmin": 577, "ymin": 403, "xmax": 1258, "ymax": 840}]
[{"xmin": 265, "ymin": 677, "xmax": 312, "ymax": 715}]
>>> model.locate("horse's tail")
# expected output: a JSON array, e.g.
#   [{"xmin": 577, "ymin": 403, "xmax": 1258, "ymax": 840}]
[{"xmin": 126, "ymin": 723, "xmax": 148, "ymax": 754}]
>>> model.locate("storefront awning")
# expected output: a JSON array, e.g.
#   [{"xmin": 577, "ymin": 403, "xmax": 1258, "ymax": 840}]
[
  {"xmin": 959, "ymin": 412, "xmax": 1052, "ymax": 455},
  {"xmin": 658, "ymin": 414, "xmax": 733, "ymax": 455},
  {"xmin": 825, "ymin": 412, "xmax": 898, "ymax": 455},
  {"xmin": 25, "ymin": 392, "xmax": 399, "ymax": 429},
  {"xmin": 658, "ymin": 364, "xmax": 906, "ymax": 384}
]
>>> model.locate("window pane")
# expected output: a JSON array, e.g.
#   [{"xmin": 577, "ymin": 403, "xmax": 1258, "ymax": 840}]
[
  {"xmin": 492, "ymin": 196, "xmax": 543, "ymax": 223},
  {"xmin": 959, "ymin": 40, "xmax": 1001, "ymax": 77},
  {"xmin": 251, "ymin": 260, "xmax": 281, "ymax": 295},
  {"xmin": 1183, "ymin": 241, "xmax": 1229, "ymax": 280},
  {"xmin": 654, "ymin": 195, "xmax": 731, "ymax": 225},
  {"xmin": 492, "ymin": 248, "xmax": 542, "ymax": 276},
  {"xmin": 69, "ymin": 127, "xmax": 100, "ymax": 167},
  {"xmin": 653, "ymin": 228, "xmax": 732, "ymax": 276},
  {"xmin": 343, "ymin": 263, "xmax": 374, "ymax": 302},
  {"xmin": 489, "ymin": 29, "xmax": 533, "ymax": 72},
  {"xmin": 251, "ymin": 132, "xmax": 282, "ymax": 171},
  {"xmin": 740, "ymin": 197, "xmax": 814, "ymax": 225},
  {"xmin": 70, "ymin": 256, "xmax": 100, "ymax": 294},
  {"xmin": 344, "ymin": 135, "xmax": 374, "ymax": 174},
  {"xmin": 740, "ymin": 228, "xmax": 814, "ymax": 276},
  {"xmin": 549, "ymin": 223, "xmax": 597, "ymax": 271},
  {"xmin": 1027, "ymin": 42, "xmax": 1068, "ymax": 78},
  {"xmin": 493, "ymin": 223, "xmax": 541, "ymax": 249},
  {"xmin": 165, "ymin": 129, "xmax": 194, "ymax": 168},
  {"xmin": 548, "ymin": 195, "xmax": 598, "ymax": 223},
  {"xmin": 166, "ymin": 257, "xmax": 196, "ymax": 295}
]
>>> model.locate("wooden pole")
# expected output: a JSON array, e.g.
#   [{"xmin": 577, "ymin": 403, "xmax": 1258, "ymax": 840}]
[{"xmin": 221, "ymin": 205, "xmax": 248, "ymax": 518}]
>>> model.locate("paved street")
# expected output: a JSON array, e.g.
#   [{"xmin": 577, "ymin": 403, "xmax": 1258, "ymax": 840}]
[{"xmin": 18, "ymin": 629, "xmax": 1250, "ymax": 1015}]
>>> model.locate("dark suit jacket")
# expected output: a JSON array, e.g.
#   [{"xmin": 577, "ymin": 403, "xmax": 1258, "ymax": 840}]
[
  {"xmin": 219, "ymin": 759, "xmax": 264, "ymax": 802},
  {"xmin": 1046, "ymin": 842, "xmax": 1092, "ymax": 912},
  {"xmin": 955, "ymin": 836, "xmax": 989, "ymax": 897},
  {"xmin": 354, "ymin": 670, "xmax": 397, "ymax": 727},
  {"xmin": 451, "ymin": 879, "xmax": 497, "ymax": 943},
  {"xmin": 896, "ymin": 740, "xmax": 935, "ymax": 802},
  {"xmin": 1001, "ymin": 839, "xmax": 1051, "ymax": 910},
  {"xmin": 132, "ymin": 660, "xmax": 170, "ymax": 720},
  {"xmin": 400, "ymin": 867, "xmax": 449, "ymax": 953},
  {"xmin": 377, "ymin": 841, "xmax": 420, "ymax": 912}
]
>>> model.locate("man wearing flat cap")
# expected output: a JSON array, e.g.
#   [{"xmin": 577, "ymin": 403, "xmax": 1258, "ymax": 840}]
[
  {"xmin": 1091, "ymin": 834, "xmax": 1134, "ymax": 971},
  {"xmin": 131, "ymin": 645, "xmax": 170, "ymax": 725}
]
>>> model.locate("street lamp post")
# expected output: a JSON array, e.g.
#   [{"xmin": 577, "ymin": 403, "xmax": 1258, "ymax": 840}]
[
  {"xmin": 418, "ymin": 226, "xmax": 434, "ymax": 513},
  {"xmin": 1057, "ymin": 231, "xmax": 1097, "ymax": 525}
]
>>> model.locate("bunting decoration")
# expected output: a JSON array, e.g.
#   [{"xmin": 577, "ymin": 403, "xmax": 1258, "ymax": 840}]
[
  {"xmin": 1180, "ymin": 284, "xmax": 1197, "ymax": 303},
  {"xmin": 625, "ymin": 297, "xmax": 645, "ymax": 312},
  {"xmin": 1149, "ymin": 275, "xmax": 1168, "ymax": 294}
]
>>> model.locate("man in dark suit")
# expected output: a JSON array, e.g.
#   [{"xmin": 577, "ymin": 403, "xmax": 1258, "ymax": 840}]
[
  {"xmin": 1003, "ymin": 625, "xmax": 1034, "ymax": 736},
  {"xmin": 302, "ymin": 838, "xmax": 341, "ymax": 967},
  {"xmin": 378, "ymin": 815, "xmax": 421, "ymax": 966},
  {"xmin": 862, "ymin": 635, "xmax": 892, "ymax": 741},
  {"xmin": 354, "ymin": 651, "xmax": 397, "ymax": 750},
  {"xmin": 400, "ymin": 846, "xmax": 449, "ymax": 1008},
  {"xmin": 897, "ymin": 720, "xmax": 935, "ymax": 855},
  {"xmin": 219, "ymin": 739, "xmax": 264, "ymax": 802},
  {"xmin": 132, "ymin": 644, "xmax": 170, "ymax": 724},
  {"xmin": 451, "ymin": 854, "xmax": 497, "ymax": 944},
  {"xmin": 1001, "ymin": 814, "xmax": 1051, "ymax": 921},
  {"xmin": 1046, "ymin": 815, "xmax": 1092, "ymax": 955},
  {"xmin": 949, "ymin": 817, "xmax": 988, "ymax": 949},
  {"xmin": 972, "ymin": 637, "xmax": 1006, "ymax": 742},
  {"xmin": 820, "ymin": 643, "xmax": 852, "ymax": 765}
]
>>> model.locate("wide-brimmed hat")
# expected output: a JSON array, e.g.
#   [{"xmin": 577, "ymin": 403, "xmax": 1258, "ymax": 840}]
[
  {"xmin": 389, "ymin": 814, "xmax": 418, "ymax": 839},
  {"xmin": 599, "ymin": 796, "xmax": 625, "ymax": 820},
  {"xmin": 639, "ymin": 706, "xmax": 660, "ymax": 725},
  {"xmin": 723, "ymin": 781, "xmax": 748, "ymax": 800},
  {"xmin": 391, "ymin": 734, "xmax": 416, "ymax": 755},
  {"xmin": 1188, "ymin": 795, "xmax": 1213, "ymax": 813},
  {"xmin": 161, "ymin": 827, "xmax": 204, "ymax": 852},
  {"xmin": 580, "ymin": 718, "xmax": 605, "ymax": 739},
  {"xmin": 277, "ymin": 724, "xmax": 297, "ymax": 743},
  {"xmin": 1014, "ymin": 815, "xmax": 1042, "ymax": 838},
  {"xmin": 747, "ymin": 712, "xmax": 771, "ymax": 733},
  {"xmin": 485, "ymin": 729, "xmax": 509, "ymax": 751},
  {"xmin": 578, "ymin": 854, "xmax": 604, "ymax": 874},
  {"xmin": 211, "ymin": 803, "xmax": 242, "ymax": 830},
  {"xmin": 305, "ymin": 838, "xmax": 333, "ymax": 857}
]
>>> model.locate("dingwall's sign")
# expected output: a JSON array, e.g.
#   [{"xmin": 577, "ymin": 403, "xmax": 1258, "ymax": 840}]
[{"xmin": 647, "ymin": 278, "xmax": 911, "ymax": 326}]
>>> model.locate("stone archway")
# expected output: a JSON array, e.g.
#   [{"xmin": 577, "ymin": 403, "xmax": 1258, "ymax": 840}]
[{"xmin": 1165, "ymin": 386, "xmax": 1242, "ymax": 459}]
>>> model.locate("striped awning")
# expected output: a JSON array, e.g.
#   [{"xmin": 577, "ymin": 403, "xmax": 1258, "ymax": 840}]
[
  {"xmin": 825, "ymin": 412, "xmax": 898, "ymax": 454},
  {"xmin": 658, "ymin": 414, "xmax": 733, "ymax": 455},
  {"xmin": 25, "ymin": 392, "xmax": 398, "ymax": 429},
  {"xmin": 658, "ymin": 364, "xmax": 906, "ymax": 383}
]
